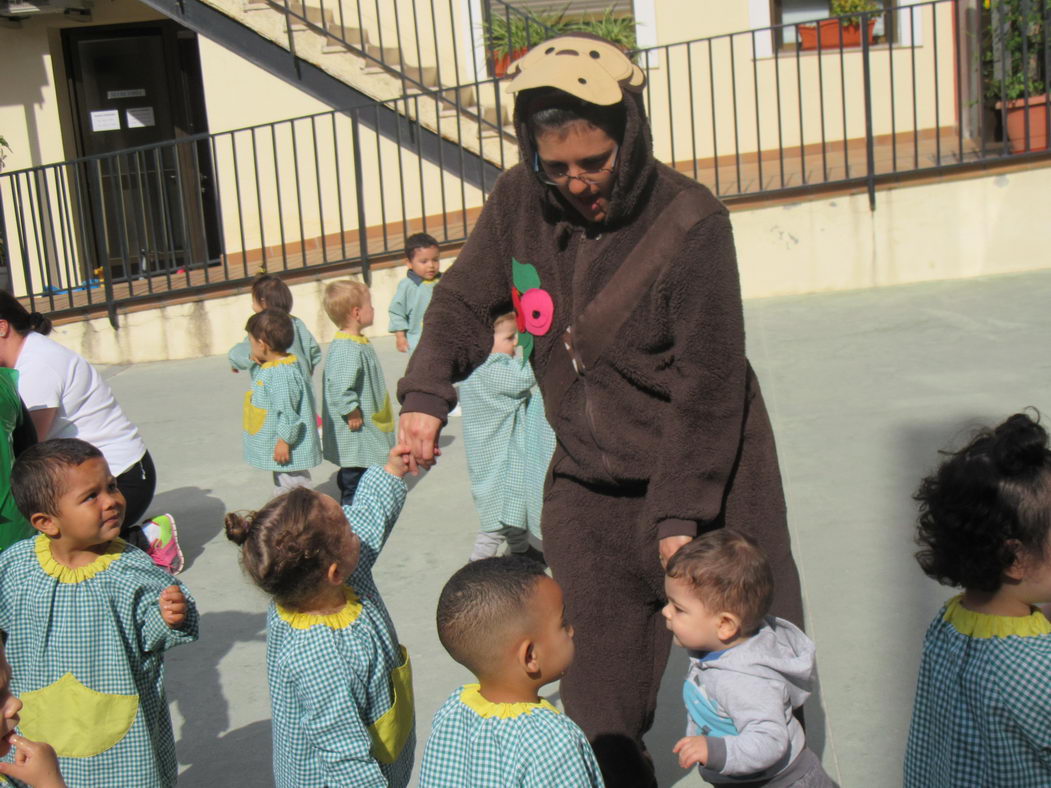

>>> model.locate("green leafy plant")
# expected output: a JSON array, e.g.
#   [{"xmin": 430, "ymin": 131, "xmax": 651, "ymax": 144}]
[
  {"xmin": 485, "ymin": 7, "xmax": 569, "ymax": 58},
  {"xmin": 982, "ymin": 0, "xmax": 1047, "ymax": 102},
  {"xmin": 830, "ymin": 0, "xmax": 882, "ymax": 26},
  {"xmin": 0, "ymin": 135, "xmax": 9, "ymax": 173},
  {"xmin": 569, "ymin": 7, "xmax": 637, "ymax": 52}
]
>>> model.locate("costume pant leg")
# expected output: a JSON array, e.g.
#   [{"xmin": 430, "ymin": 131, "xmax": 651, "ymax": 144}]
[{"xmin": 543, "ymin": 473, "xmax": 667, "ymax": 788}]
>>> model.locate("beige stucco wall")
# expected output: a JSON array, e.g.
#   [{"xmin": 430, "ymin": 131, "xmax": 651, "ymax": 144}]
[{"xmin": 48, "ymin": 162, "xmax": 1051, "ymax": 365}]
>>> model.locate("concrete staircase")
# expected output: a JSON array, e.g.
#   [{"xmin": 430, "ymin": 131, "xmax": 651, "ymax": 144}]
[{"xmin": 199, "ymin": 0, "xmax": 527, "ymax": 166}]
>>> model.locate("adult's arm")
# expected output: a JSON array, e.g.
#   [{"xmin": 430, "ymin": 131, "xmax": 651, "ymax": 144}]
[
  {"xmin": 28, "ymin": 408, "xmax": 56, "ymax": 442},
  {"xmin": 396, "ymin": 173, "xmax": 520, "ymax": 459},
  {"xmin": 644, "ymin": 211, "xmax": 749, "ymax": 540}
]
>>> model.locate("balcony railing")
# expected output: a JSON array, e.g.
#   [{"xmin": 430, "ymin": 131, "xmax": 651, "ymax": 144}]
[{"xmin": 1, "ymin": 0, "xmax": 1047, "ymax": 325}]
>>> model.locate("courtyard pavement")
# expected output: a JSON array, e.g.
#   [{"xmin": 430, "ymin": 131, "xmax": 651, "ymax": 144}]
[{"xmin": 99, "ymin": 266, "xmax": 1051, "ymax": 787}]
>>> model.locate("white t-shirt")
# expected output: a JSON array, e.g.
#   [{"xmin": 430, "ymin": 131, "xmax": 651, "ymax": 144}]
[{"xmin": 14, "ymin": 331, "xmax": 147, "ymax": 475}]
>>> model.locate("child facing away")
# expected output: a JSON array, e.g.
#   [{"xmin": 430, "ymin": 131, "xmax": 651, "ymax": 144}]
[
  {"xmin": 388, "ymin": 232, "xmax": 441, "ymax": 354},
  {"xmin": 241, "ymin": 308, "xmax": 322, "ymax": 495},
  {"xmin": 229, "ymin": 273, "xmax": 322, "ymax": 394},
  {"xmin": 225, "ymin": 444, "xmax": 415, "ymax": 788},
  {"xmin": 420, "ymin": 556, "xmax": 604, "ymax": 787},
  {"xmin": 0, "ymin": 640, "xmax": 67, "ymax": 788},
  {"xmin": 459, "ymin": 313, "xmax": 554, "ymax": 562},
  {"xmin": 320, "ymin": 280, "xmax": 395, "ymax": 505},
  {"xmin": 905, "ymin": 412, "xmax": 1051, "ymax": 787},
  {"xmin": 663, "ymin": 530, "xmax": 835, "ymax": 787},
  {"xmin": 0, "ymin": 439, "xmax": 198, "ymax": 788}
]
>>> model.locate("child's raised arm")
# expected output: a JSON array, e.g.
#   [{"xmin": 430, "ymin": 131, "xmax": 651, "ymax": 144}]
[
  {"xmin": 0, "ymin": 735, "xmax": 67, "ymax": 788},
  {"xmin": 228, "ymin": 337, "xmax": 256, "ymax": 374},
  {"xmin": 159, "ymin": 585, "xmax": 189, "ymax": 629},
  {"xmin": 344, "ymin": 457, "xmax": 408, "ymax": 578},
  {"xmin": 132, "ymin": 565, "xmax": 199, "ymax": 654}
]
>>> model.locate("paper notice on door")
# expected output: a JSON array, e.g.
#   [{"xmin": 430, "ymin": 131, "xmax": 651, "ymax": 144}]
[
  {"xmin": 89, "ymin": 109, "xmax": 121, "ymax": 132},
  {"xmin": 125, "ymin": 107, "xmax": 156, "ymax": 129}
]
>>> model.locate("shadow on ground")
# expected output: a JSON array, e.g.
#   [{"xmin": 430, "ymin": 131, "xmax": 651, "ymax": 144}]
[
  {"xmin": 168, "ymin": 610, "xmax": 269, "ymax": 786},
  {"xmin": 149, "ymin": 487, "xmax": 227, "ymax": 572}
]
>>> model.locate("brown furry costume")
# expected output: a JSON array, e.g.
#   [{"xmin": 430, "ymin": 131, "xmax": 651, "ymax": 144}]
[{"xmin": 398, "ymin": 85, "xmax": 803, "ymax": 786}]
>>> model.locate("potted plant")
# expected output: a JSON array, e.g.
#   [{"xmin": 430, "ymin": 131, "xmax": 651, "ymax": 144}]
[
  {"xmin": 798, "ymin": 0, "xmax": 882, "ymax": 51},
  {"xmin": 983, "ymin": 0, "xmax": 1048, "ymax": 152},
  {"xmin": 485, "ymin": 8, "xmax": 568, "ymax": 77},
  {"xmin": 569, "ymin": 7, "xmax": 637, "ymax": 53}
]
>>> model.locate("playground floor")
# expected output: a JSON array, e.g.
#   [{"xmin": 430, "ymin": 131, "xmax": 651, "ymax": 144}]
[{"xmin": 100, "ymin": 266, "xmax": 1051, "ymax": 787}]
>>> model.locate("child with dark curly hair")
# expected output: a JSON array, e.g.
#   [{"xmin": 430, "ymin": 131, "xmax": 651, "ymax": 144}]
[
  {"xmin": 225, "ymin": 443, "xmax": 414, "ymax": 788},
  {"xmin": 905, "ymin": 412, "xmax": 1051, "ymax": 788}
]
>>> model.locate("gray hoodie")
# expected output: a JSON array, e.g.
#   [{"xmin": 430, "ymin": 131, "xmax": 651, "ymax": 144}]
[{"xmin": 684, "ymin": 616, "xmax": 815, "ymax": 785}]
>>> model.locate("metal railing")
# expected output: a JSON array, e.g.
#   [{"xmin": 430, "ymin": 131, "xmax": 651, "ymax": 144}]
[
  {"xmin": 637, "ymin": 0, "xmax": 1049, "ymax": 208},
  {"xmin": 1, "ymin": 0, "xmax": 1048, "ymax": 324}
]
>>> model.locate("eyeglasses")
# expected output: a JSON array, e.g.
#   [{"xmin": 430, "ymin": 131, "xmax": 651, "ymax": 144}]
[{"xmin": 533, "ymin": 146, "xmax": 618, "ymax": 187}]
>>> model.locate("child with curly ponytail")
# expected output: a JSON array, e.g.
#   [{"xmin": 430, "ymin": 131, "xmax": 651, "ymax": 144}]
[
  {"xmin": 226, "ymin": 443, "xmax": 415, "ymax": 787},
  {"xmin": 905, "ymin": 412, "xmax": 1051, "ymax": 787}
]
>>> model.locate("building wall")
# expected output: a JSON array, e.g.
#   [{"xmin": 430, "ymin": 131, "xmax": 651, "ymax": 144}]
[{"xmin": 48, "ymin": 163, "xmax": 1051, "ymax": 364}]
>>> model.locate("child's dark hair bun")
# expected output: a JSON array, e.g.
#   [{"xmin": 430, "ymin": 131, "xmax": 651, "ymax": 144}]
[
  {"xmin": 989, "ymin": 412, "xmax": 1049, "ymax": 476},
  {"xmin": 224, "ymin": 511, "xmax": 253, "ymax": 546}
]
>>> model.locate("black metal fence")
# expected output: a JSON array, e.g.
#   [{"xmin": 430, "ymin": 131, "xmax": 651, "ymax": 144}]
[{"xmin": 1, "ymin": 0, "xmax": 1048, "ymax": 323}]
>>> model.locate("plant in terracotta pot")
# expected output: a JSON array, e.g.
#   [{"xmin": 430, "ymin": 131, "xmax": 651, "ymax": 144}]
[
  {"xmin": 485, "ymin": 7, "xmax": 568, "ymax": 77},
  {"xmin": 982, "ymin": 0, "xmax": 1048, "ymax": 151},
  {"xmin": 798, "ymin": 0, "xmax": 882, "ymax": 51}
]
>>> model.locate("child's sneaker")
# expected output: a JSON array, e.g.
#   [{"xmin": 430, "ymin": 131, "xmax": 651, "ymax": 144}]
[{"xmin": 142, "ymin": 514, "xmax": 184, "ymax": 575}]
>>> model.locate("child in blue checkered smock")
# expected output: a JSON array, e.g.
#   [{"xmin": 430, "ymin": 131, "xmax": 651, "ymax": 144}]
[
  {"xmin": 421, "ymin": 557, "xmax": 603, "ymax": 787},
  {"xmin": 228, "ymin": 274, "xmax": 322, "ymax": 403},
  {"xmin": 241, "ymin": 309, "xmax": 321, "ymax": 495},
  {"xmin": 320, "ymin": 280, "xmax": 395, "ymax": 506},
  {"xmin": 0, "ymin": 439, "xmax": 198, "ymax": 788},
  {"xmin": 226, "ymin": 443, "xmax": 415, "ymax": 788},
  {"xmin": 905, "ymin": 413, "xmax": 1051, "ymax": 788},
  {"xmin": 389, "ymin": 233, "xmax": 441, "ymax": 354},
  {"xmin": 0, "ymin": 639, "xmax": 67, "ymax": 788},
  {"xmin": 460, "ymin": 313, "xmax": 555, "ymax": 562}
]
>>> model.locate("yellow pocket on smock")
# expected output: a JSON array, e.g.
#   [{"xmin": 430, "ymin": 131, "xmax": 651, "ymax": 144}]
[
  {"xmin": 243, "ymin": 389, "xmax": 267, "ymax": 435},
  {"xmin": 371, "ymin": 394, "xmax": 395, "ymax": 434},
  {"xmin": 367, "ymin": 646, "xmax": 414, "ymax": 763},
  {"xmin": 20, "ymin": 673, "xmax": 138, "ymax": 758}
]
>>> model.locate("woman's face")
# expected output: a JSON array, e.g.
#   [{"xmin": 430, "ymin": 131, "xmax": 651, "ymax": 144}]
[{"xmin": 534, "ymin": 121, "xmax": 618, "ymax": 224}]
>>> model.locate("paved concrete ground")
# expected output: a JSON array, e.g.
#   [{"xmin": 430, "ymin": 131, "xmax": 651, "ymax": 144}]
[{"xmin": 99, "ymin": 267, "xmax": 1051, "ymax": 787}]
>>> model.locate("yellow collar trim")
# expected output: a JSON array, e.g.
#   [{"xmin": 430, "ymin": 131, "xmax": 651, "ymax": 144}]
[
  {"xmin": 944, "ymin": 595, "xmax": 1051, "ymax": 639},
  {"xmin": 334, "ymin": 332, "xmax": 369, "ymax": 344},
  {"xmin": 262, "ymin": 355, "xmax": 298, "ymax": 369},
  {"xmin": 35, "ymin": 534, "xmax": 125, "ymax": 584},
  {"xmin": 276, "ymin": 587, "xmax": 362, "ymax": 630},
  {"xmin": 459, "ymin": 684, "xmax": 560, "ymax": 719}
]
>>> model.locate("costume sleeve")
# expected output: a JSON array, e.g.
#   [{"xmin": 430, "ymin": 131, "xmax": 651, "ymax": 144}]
[
  {"xmin": 228, "ymin": 336, "xmax": 256, "ymax": 372},
  {"xmin": 642, "ymin": 211, "xmax": 748, "ymax": 539},
  {"xmin": 345, "ymin": 466, "xmax": 407, "ymax": 576},
  {"xmin": 388, "ymin": 280, "xmax": 412, "ymax": 333},
  {"xmin": 397, "ymin": 172, "xmax": 518, "ymax": 420},
  {"xmin": 325, "ymin": 346, "xmax": 363, "ymax": 417},
  {"xmin": 704, "ymin": 675, "xmax": 791, "ymax": 776},
  {"xmin": 272, "ymin": 372, "xmax": 306, "ymax": 445},
  {"xmin": 292, "ymin": 651, "xmax": 387, "ymax": 787}
]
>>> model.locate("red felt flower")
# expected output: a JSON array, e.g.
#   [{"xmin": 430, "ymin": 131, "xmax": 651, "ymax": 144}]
[
  {"xmin": 520, "ymin": 288, "xmax": 554, "ymax": 336},
  {"xmin": 511, "ymin": 287, "xmax": 526, "ymax": 333}
]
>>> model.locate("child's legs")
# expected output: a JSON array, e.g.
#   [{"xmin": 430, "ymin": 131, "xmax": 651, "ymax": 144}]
[
  {"xmin": 336, "ymin": 467, "xmax": 367, "ymax": 506},
  {"xmin": 470, "ymin": 530, "xmax": 504, "ymax": 561},
  {"xmin": 273, "ymin": 470, "xmax": 311, "ymax": 496},
  {"xmin": 502, "ymin": 526, "xmax": 530, "ymax": 554}
]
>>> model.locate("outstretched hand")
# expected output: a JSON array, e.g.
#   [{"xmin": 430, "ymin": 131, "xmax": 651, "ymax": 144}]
[
  {"xmin": 0, "ymin": 735, "xmax": 67, "ymax": 788},
  {"xmin": 673, "ymin": 735, "xmax": 709, "ymax": 769},
  {"xmin": 397, "ymin": 412, "xmax": 443, "ymax": 475},
  {"xmin": 159, "ymin": 585, "xmax": 188, "ymax": 629}
]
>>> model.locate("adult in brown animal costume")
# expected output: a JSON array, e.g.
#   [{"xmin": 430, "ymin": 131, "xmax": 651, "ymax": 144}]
[{"xmin": 398, "ymin": 35, "xmax": 804, "ymax": 787}]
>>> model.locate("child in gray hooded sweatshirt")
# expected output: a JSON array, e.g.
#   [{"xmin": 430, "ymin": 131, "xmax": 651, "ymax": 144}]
[{"xmin": 662, "ymin": 530, "xmax": 836, "ymax": 787}]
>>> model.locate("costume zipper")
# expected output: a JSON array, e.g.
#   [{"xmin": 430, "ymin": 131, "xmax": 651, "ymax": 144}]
[{"xmin": 582, "ymin": 378, "xmax": 617, "ymax": 483}]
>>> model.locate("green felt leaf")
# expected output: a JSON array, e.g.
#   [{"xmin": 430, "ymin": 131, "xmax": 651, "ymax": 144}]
[
  {"xmin": 511, "ymin": 258, "xmax": 541, "ymax": 293},
  {"xmin": 518, "ymin": 331, "xmax": 534, "ymax": 365}
]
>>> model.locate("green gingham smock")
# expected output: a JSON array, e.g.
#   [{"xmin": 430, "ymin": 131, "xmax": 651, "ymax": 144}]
[
  {"xmin": 321, "ymin": 333, "xmax": 395, "ymax": 469},
  {"xmin": 0, "ymin": 535, "xmax": 198, "ymax": 788},
  {"xmin": 242, "ymin": 355, "xmax": 322, "ymax": 472},
  {"xmin": 267, "ymin": 467, "xmax": 415, "ymax": 788},
  {"xmin": 229, "ymin": 315, "xmax": 322, "ymax": 408},
  {"xmin": 388, "ymin": 273, "xmax": 440, "ymax": 351},
  {"xmin": 904, "ymin": 595, "xmax": 1051, "ymax": 787},
  {"xmin": 460, "ymin": 354, "xmax": 555, "ymax": 539},
  {"xmin": 419, "ymin": 684, "xmax": 604, "ymax": 787}
]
